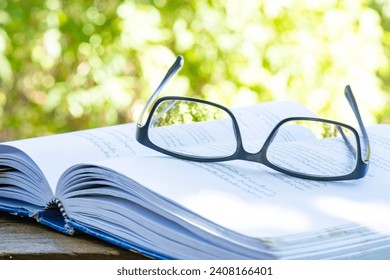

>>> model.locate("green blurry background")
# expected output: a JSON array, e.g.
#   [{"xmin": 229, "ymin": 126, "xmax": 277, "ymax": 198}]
[{"xmin": 0, "ymin": 0, "xmax": 390, "ymax": 141}]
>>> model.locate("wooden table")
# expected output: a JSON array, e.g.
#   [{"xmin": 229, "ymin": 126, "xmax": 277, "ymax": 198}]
[{"xmin": 0, "ymin": 211, "xmax": 149, "ymax": 260}]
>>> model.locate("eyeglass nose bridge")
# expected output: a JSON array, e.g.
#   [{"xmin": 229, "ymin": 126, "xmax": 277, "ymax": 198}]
[
  {"xmin": 232, "ymin": 116, "xmax": 279, "ymax": 160},
  {"xmin": 233, "ymin": 138, "xmax": 269, "ymax": 165},
  {"xmin": 242, "ymin": 149, "xmax": 268, "ymax": 163}
]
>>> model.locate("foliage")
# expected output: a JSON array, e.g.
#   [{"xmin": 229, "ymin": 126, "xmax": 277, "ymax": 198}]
[
  {"xmin": 151, "ymin": 99, "xmax": 229, "ymax": 127},
  {"xmin": 0, "ymin": 0, "xmax": 389, "ymax": 140}
]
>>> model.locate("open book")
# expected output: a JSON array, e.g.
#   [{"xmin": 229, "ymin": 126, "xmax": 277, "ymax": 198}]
[{"xmin": 1, "ymin": 100, "xmax": 390, "ymax": 259}]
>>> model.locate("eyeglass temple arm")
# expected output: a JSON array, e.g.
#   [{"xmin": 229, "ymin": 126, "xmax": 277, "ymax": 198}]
[
  {"xmin": 336, "ymin": 125, "xmax": 357, "ymax": 159},
  {"xmin": 345, "ymin": 85, "xmax": 370, "ymax": 162},
  {"xmin": 137, "ymin": 55, "xmax": 184, "ymax": 127}
]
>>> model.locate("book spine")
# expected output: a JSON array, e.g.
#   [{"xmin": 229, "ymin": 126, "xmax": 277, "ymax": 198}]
[
  {"xmin": 48, "ymin": 197, "xmax": 69, "ymax": 220},
  {"xmin": 33, "ymin": 197, "xmax": 76, "ymax": 235}
]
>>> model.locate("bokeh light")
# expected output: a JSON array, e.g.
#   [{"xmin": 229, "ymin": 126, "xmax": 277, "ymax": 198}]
[{"xmin": 0, "ymin": 0, "xmax": 389, "ymax": 140}]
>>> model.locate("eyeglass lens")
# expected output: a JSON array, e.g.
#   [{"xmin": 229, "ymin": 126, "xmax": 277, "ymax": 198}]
[
  {"xmin": 148, "ymin": 99, "xmax": 237, "ymax": 158},
  {"xmin": 266, "ymin": 120, "xmax": 358, "ymax": 177}
]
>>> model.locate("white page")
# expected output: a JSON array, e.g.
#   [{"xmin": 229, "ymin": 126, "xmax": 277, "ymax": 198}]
[{"xmin": 3, "ymin": 124, "xmax": 152, "ymax": 193}]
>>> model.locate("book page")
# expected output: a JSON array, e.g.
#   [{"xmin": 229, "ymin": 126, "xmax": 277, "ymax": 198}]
[
  {"xmin": 231, "ymin": 100, "xmax": 317, "ymax": 152},
  {"xmin": 66, "ymin": 124, "xmax": 390, "ymax": 241},
  {"xmin": 3, "ymin": 124, "xmax": 152, "ymax": 193}
]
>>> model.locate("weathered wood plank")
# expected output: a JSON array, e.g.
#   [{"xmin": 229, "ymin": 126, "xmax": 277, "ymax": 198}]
[{"xmin": 0, "ymin": 212, "xmax": 149, "ymax": 260}]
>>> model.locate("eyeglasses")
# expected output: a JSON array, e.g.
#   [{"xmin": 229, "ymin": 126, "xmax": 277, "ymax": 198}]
[{"xmin": 136, "ymin": 56, "xmax": 370, "ymax": 181}]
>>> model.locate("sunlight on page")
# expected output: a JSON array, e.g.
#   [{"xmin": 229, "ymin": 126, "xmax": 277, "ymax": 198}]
[
  {"xmin": 180, "ymin": 189, "xmax": 311, "ymax": 233},
  {"xmin": 314, "ymin": 196, "xmax": 390, "ymax": 235},
  {"xmin": 89, "ymin": 156, "xmax": 345, "ymax": 238}
]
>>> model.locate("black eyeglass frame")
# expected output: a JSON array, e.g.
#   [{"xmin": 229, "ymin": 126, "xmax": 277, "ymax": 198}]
[{"xmin": 136, "ymin": 56, "xmax": 370, "ymax": 181}]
